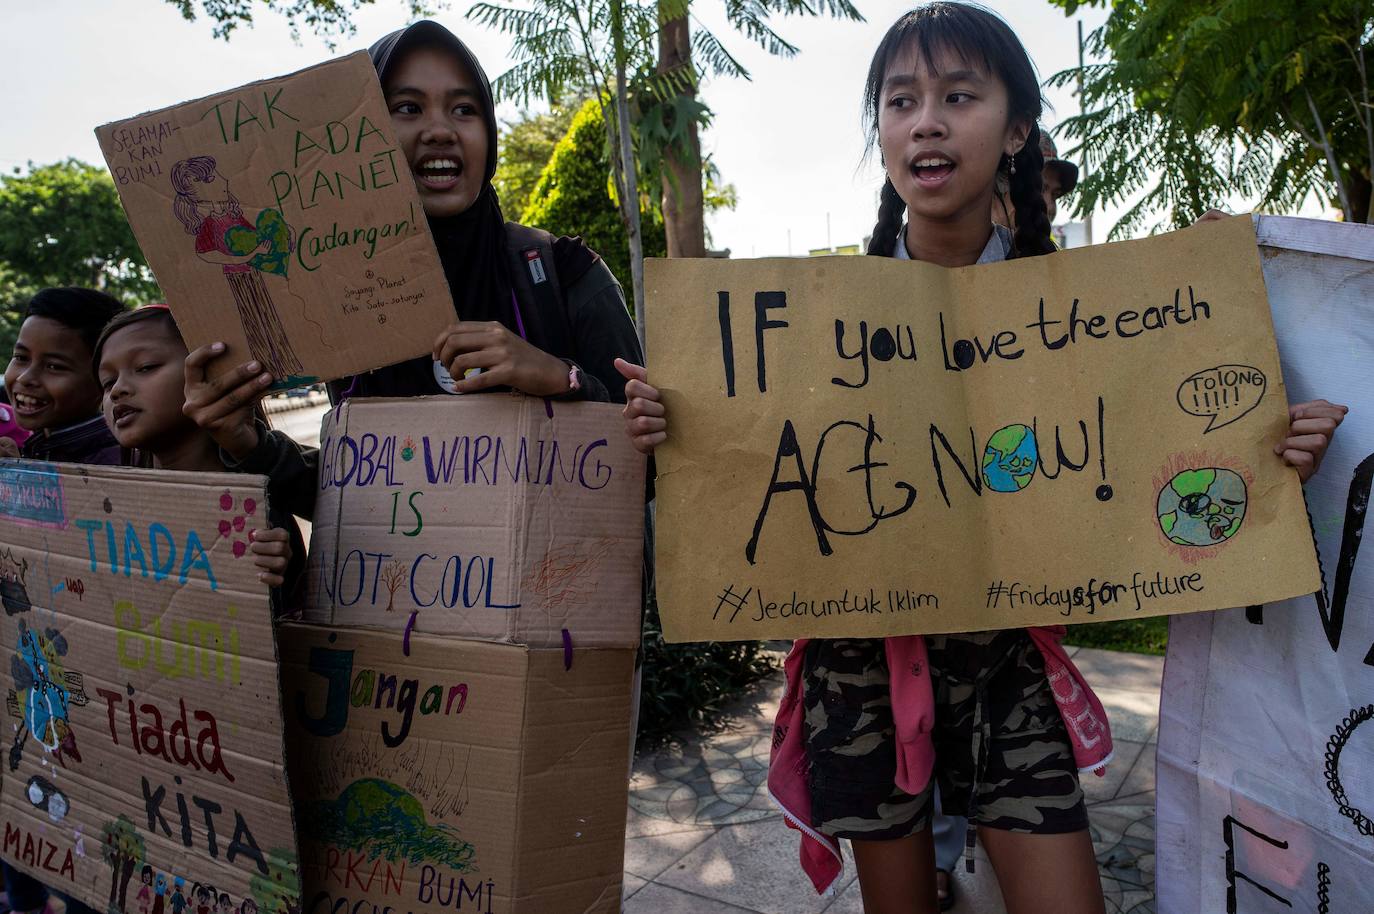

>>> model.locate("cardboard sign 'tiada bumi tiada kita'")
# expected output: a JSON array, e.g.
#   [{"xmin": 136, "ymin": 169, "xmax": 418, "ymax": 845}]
[{"xmin": 0, "ymin": 462, "xmax": 299, "ymax": 914}]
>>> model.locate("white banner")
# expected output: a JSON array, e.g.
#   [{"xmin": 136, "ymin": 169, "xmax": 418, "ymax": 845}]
[{"xmin": 1157, "ymin": 216, "xmax": 1374, "ymax": 913}]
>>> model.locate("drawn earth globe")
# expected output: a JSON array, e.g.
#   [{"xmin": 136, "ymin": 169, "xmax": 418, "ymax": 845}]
[
  {"xmin": 1157, "ymin": 467, "xmax": 1248, "ymax": 546},
  {"xmin": 981, "ymin": 424, "xmax": 1039, "ymax": 493}
]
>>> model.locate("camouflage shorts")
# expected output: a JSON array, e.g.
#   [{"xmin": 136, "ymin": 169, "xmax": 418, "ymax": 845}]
[{"xmin": 802, "ymin": 630, "xmax": 1088, "ymax": 840}]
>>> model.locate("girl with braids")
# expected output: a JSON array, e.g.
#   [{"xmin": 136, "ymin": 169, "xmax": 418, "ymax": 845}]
[
  {"xmin": 860, "ymin": 10, "xmax": 1055, "ymax": 265},
  {"xmin": 619, "ymin": 4, "xmax": 1345, "ymax": 913}
]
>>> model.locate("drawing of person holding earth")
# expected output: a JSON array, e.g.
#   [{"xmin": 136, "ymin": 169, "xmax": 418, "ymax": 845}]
[{"xmin": 170, "ymin": 156, "xmax": 303, "ymax": 379}]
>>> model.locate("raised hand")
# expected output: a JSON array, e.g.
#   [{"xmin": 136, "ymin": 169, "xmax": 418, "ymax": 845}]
[
  {"xmin": 616, "ymin": 358, "xmax": 666, "ymax": 455},
  {"xmin": 183, "ymin": 342, "xmax": 273, "ymax": 461}
]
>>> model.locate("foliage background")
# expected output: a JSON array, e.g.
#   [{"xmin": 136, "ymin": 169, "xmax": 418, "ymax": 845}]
[
  {"xmin": 520, "ymin": 98, "xmax": 668, "ymax": 300},
  {"xmin": 636, "ymin": 598, "xmax": 777, "ymax": 748},
  {"xmin": 0, "ymin": 160, "xmax": 159, "ymax": 357},
  {"xmin": 1050, "ymin": 0, "xmax": 1373, "ymax": 234}
]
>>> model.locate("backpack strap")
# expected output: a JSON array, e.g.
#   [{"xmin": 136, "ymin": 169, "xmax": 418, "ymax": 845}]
[{"xmin": 504, "ymin": 222, "xmax": 568, "ymax": 335}]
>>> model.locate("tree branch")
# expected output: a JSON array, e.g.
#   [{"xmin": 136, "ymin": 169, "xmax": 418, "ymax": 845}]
[
  {"xmin": 610, "ymin": 0, "xmax": 646, "ymax": 341},
  {"xmin": 1351, "ymin": 35, "xmax": 1374, "ymax": 221},
  {"xmin": 1279, "ymin": 99, "xmax": 1322, "ymax": 148},
  {"xmin": 1303, "ymin": 85, "xmax": 1354, "ymax": 219},
  {"xmin": 567, "ymin": 2, "xmax": 628, "ymax": 211}
]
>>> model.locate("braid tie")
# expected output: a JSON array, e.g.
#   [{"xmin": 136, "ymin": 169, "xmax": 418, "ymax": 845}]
[
  {"xmin": 867, "ymin": 178, "xmax": 906, "ymax": 256},
  {"xmin": 1007, "ymin": 125, "xmax": 1056, "ymax": 258}
]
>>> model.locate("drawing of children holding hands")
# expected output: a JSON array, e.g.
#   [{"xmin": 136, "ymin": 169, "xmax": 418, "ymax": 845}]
[
  {"xmin": 152, "ymin": 873, "xmax": 168, "ymax": 914},
  {"xmin": 136, "ymin": 865, "xmax": 153, "ymax": 914},
  {"xmin": 169, "ymin": 878, "xmax": 187, "ymax": 914}
]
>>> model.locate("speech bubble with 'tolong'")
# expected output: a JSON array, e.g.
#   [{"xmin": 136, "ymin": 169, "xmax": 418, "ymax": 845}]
[{"xmin": 1177, "ymin": 364, "xmax": 1267, "ymax": 433}]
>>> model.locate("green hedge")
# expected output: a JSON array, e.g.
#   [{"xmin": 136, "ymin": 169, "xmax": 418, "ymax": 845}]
[
  {"xmin": 1064, "ymin": 617, "xmax": 1169, "ymax": 655},
  {"xmin": 520, "ymin": 99, "xmax": 666, "ymax": 301},
  {"xmin": 636, "ymin": 598, "xmax": 777, "ymax": 750}
]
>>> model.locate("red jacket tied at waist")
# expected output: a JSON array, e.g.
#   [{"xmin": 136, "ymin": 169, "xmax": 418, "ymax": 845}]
[{"xmin": 766, "ymin": 627, "xmax": 1114, "ymax": 895}]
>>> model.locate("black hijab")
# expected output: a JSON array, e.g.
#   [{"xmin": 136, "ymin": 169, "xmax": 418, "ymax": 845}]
[
  {"xmin": 331, "ymin": 21, "xmax": 604, "ymax": 400},
  {"xmin": 370, "ymin": 20, "xmax": 512, "ymax": 326}
]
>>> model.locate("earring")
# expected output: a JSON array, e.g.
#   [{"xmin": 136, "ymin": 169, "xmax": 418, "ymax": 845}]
[{"xmin": 1009, "ymin": 156, "xmax": 1017, "ymax": 176}]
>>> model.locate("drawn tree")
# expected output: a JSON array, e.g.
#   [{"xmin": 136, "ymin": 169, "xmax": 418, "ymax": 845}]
[
  {"xmin": 250, "ymin": 848, "xmax": 300, "ymax": 914},
  {"xmin": 379, "ymin": 561, "xmax": 406, "ymax": 613},
  {"xmin": 100, "ymin": 816, "xmax": 146, "ymax": 914}
]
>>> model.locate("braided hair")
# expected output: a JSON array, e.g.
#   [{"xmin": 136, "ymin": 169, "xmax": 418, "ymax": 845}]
[
  {"xmin": 862, "ymin": 3, "xmax": 1055, "ymax": 260},
  {"xmin": 1005, "ymin": 123, "xmax": 1055, "ymax": 257},
  {"xmin": 867, "ymin": 179, "xmax": 907, "ymax": 255}
]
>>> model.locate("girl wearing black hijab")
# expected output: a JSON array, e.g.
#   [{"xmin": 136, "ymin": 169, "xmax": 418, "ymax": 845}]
[
  {"xmin": 333, "ymin": 19, "xmax": 643, "ymax": 401},
  {"xmin": 208, "ymin": 20, "xmax": 644, "ymax": 511}
]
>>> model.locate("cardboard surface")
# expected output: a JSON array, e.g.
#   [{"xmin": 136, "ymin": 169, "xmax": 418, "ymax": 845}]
[
  {"xmin": 646, "ymin": 215, "xmax": 1320, "ymax": 642},
  {"xmin": 1157, "ymin": 216, "xmax": 1374, "ymax": 914},
  {"xmin": 0, "ymin": 463, "xmax": 299, "ymax": 914},
  {"xmin": 96, "ymin": 52, "xmax": 454, "ymax": 388},
  {"xmin": 280, "ymin": 623, "xmax": 634, "ymax": 914},
  {"xmin": 304, "ymin": 395, "xmax": 647, "ymax": 648}
]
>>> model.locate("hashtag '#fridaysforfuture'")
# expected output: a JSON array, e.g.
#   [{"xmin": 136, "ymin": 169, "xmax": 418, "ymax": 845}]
[{"xmin": 986, "ymin": 580, "xmax": 1008, "ymax": 609}]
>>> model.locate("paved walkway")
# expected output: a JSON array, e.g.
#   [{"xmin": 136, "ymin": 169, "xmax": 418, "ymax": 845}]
[{"xmin": 624, "ymin": 646, "xmax": 1162, "ymax": 913}]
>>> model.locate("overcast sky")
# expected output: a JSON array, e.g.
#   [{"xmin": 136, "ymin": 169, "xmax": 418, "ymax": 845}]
[{"xmin": 1, "ymin": 1, "xmax": 1326, "ymax": 257}]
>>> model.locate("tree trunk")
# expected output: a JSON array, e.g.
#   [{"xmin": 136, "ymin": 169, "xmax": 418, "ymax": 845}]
[
  {"xmin": 118, "ymin": 857, "xmax": 137, "ymax": 912},
  {"xmin": 1352, "ymin": 173, "xmax": 1371, "ymax": 224},
  {"xmin": 1304, "ymin": 87, "xmax": 1355, "ymax": 221},
  {"xmin": 110, "ymin": 859, "xmax": 122, "ymax": 907},
  {"xmin": 610, "ymin": 0, "xmax": 647, "ymax": 350},
  {"xmin": 657, "ymin": 10, "xmax": 706, "ymax": 258}
]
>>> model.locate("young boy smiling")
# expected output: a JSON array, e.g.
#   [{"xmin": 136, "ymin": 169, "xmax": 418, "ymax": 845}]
[{"xmin": 0, "ymin": 288, "xmax": 125, "ymax": 463}]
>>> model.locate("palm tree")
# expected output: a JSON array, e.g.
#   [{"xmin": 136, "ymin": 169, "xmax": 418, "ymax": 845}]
[
  {"xmin": 652, "ymin": 1, "xmax": 863, "ymax": 257},
  {"xmin": 468, "ymin": 0, "xmax": 863, "ymax": 345},
  {"xmin": 469, "ymin": 0, "xmax": 654, "ymax": 344}
]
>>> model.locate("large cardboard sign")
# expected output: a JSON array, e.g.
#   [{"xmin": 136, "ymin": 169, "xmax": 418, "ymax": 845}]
[
  {"xmin": 0, "ymin": 464, "xmax": 299, "ymax": 914},
  {"xmin": 96, "ymin": 52, "xmax": 454, "ymax": 388},
  {"xmin": 280, "ymin": 623, "xmax": 634, "ymax": 914},
  {"xmin": 1157, "ymin": 216, "xmax": 1374, "ymax": 913},
  {"xmin": 304, "ymin": 396, "xmax": 646, "ymax": 648},
  {"xmin": 645, "ymin": 215, "xmax": 1321, "ymax": 642}
]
